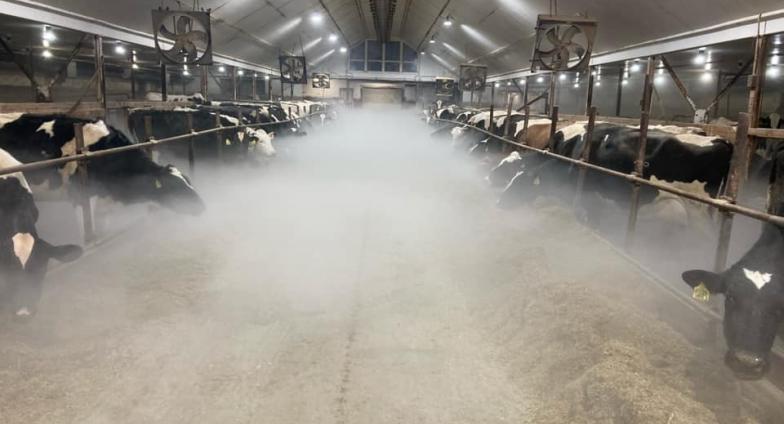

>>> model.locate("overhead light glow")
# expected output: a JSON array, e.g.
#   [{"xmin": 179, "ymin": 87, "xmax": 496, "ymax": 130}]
[
  {"xmin": 558, "ymin": 73, "xmax": 567, "ymax": 81},
  {"xmin": 42, "ymin": 39, "xmax": 50, "ymax": 48},
  {"xmin": 311, "ymin": 49, "xmax": 336, "ymax": 66},
  {"xmin": 265, "ymin": 74, "xmax": 271, "ymax": 80},
  {"xmin": 42, "ymin": 26, "xmax": 55, "ymax": 41},
  {"xmin": 441, "ymin": 41, "xmax": 466, "ymax": 59},
  {"xmin": 694, "ymin": 48, "xmax": 707, "ymax": 65},
  {"xmin": 705, "ymin": 63, "xmax": 712, "ymax": 70},
  {"xmin": 655, "ymin": 75, "xmax": 665, "ymax": 84},
  {"xmin": 429, "ymin": 36, "xmax": 436, "ymax": 44},
  {"xmin": 42, "ymin": 50, "xmax": 52, "ymax": 58},
  {"xmin": 183, "ymin": 70, "xmax": 190, "ymax": 76},
  {"xmin": 444, "ymin": 16, "xmax": 453, "ymax": 27},
  {"xmin": 519, "ymin": 79, "xmax": 526, "ymax": 84},
  {"xmin": 340, "ymin": 46, "xmax": 348, "ymax": 53},
  {"xmin": 459, "ymin": 24, "xmax": 499, "ymax": 50},
  {"xmin": 132, "ymin": 63, "xmax": 139, "ymax": 70},
  {"xmin": 237, "ymin": 69, "xmax": 244, "ymax": 76},
  {"xmin": 768, "ymin": 66, "xmax": 780, "ymax": 78},
  {"xmin": 329, "ymin": 34, "xmax": 338, "ymax": 42},
  {"xmin": 536, "ymin": 75, "xmax": 544, "ymax": 83},
  {"xmin": 772, "ymin": 50, "xmax": 780, "ymax": 65},
  {"xmin": 303, "ymin": 37, "xmax": 323, "ymax": 53},
  {"xmin": 115, "ymin": 43, "xmax": 126, "ymax": 55},
  {"xmin": 700, "ymin": 71, "xmax": 712, "ymax": 82},
  {"xmin": 494, "ymin": 83, "xmax": 500, "ymax": 88},
  {"xmin": 573, "ymin": 83, "xmax": 579, "ymax": 88},
  {"xmin": 595, "ymin": 81, "xmax": 601, "ymax": 87},
  {"xmin": 309, "ymin": 13, "xmax": 323, "ymax": 24},
  {"xmin": 630, "ymin": 60, "xmax": 641, "ymax": 72},
  {"xmin": 218, "ymin": 65, "xmax": 226, "ymax": 73},
  {"xmin": 622, "ymin": 79, "xmax": 628, "ymax": 85}
]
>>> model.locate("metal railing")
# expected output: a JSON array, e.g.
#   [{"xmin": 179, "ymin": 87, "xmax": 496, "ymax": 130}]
[
  {"xmin": 435, "ymin": 108, "xmax": 784, "ymax": 273},
  {"xmin": 0, "ymin": 108, "xmax": 326, "ymax": 242}
]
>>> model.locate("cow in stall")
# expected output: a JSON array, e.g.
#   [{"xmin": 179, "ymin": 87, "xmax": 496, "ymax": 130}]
[
  {"xmin": 681, "ymin": 143, "xmax": 784, "ymax": 380},
  {"xmin": 1, "ymin": 148, "xmax": 83, "ymax": 318},
  {"xmin": 0, "ymin": 113, "xmax": 205, "ymax": 215},
  {"xmin": 497, "ymin": 123, "xmax": 733, "ymax": 227},
  {"xmin": 128, "ymin": 108, "xmax": 276, "ymax": 165}
]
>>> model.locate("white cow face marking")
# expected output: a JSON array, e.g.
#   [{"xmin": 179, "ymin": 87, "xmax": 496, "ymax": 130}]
[
  {"xmin": 743, "ymin": 268, "xmax": 773, "ymax": 290},
  {"xmin": 12, "ymin": 233, "xmax": 35, "ymax": 269},
  {"xmin": 36, "ymin": 120, "xmax": 56, "ymax": 137}
]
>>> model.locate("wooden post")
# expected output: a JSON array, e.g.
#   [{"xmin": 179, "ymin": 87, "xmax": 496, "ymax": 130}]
[
  {"xmin": 573, "ymin": 106, "xmax": 598, "ymax": 212},
  {"xmin": 615, "ymin": 66, "xmax": 623, "ymax": 116},
  {"xmin": 129, "ymin": 52, "xmax": 136, "ymax": 100},
  {"xmin": 214, "ymin": 113, "xmax": 223, "ymax": 162},
  {"xmin": 160, "ymin": 63, "xmax": 168, "ymax": 102},
  {"xmin": 290, "ymin": 82, "xmax": 294, "ymax": 99},
  {"xmin": 93, "ymin": 35, "xmax": 106, "ymax": 109},
  {"xmin": 550, "ymin": 106, "xmax": 559, "ymax": 139},
  {"xmin": 745, "ymin": 34, "xmax": 769, "ymax": 174},
  {"xmin": 186, "ymin": 113, "xmax": 195, "ymax": 177},
  {"xmin": 520, "ymin": 106, "xmax": 530, "ymax": 143},
  {"xmin": 489, "ymin": 84, "xmax": 495, "ymax": 128},
  {"xmin": 201, "ymin": 65, "xmax": 209, "ymax": 101},
  {"xmin": 143, "ymin": 115, "xmax": 154, "ymax": 158},
  {"xmin": 233, "ymin": 68, "xmax": 238, "ymax": 100},
  {"xmin": 73, "ymin": 123, "xmax": 94, "ymax": 243},
  {"xmin": 503, "ymin": 92, "xmax": 514, "ymax": 138},
  {"xmin": 280, "ymin": 78, "xmax": 285, "ymax": 100},
  {"xmin": 547, "ymin": 73, "xmax": 556, "ymax": 115},
  {"xmin": 268, "ymin": 77, "xmax": 273, "ymax": 101},
  {"xmin": 624, "ymin": 57, "xmax": 656, "ymax": 251},
  {"xmin": 585, "ymin": 67, "xmax": 595, "ymax": 115},
  {"xmin": 252, "ymin": 73, "xmax": 258, "ymax": 100},
  {"xmin": 714, "ymin": 113, "xmax": 751, "ymax": 271}
]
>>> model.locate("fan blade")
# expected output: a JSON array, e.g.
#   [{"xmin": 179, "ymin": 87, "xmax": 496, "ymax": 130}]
[
  {"xmin": 184, "ymin": 31, "xmax": 209, "ymax": 45},
  {"xmin": 176, "ymin": 16, "xmax": 191, "ymax": 34},
  {"xmin": 561, "ymin": 25, "xmax": 582, "ymax": 43},
  {"xmin": 159, "ymin": 25, "xmax": 177, "ymax": 40},
  {"xmin": 545, "ymin": 28, "xmax": 562, "ymax": 47}
]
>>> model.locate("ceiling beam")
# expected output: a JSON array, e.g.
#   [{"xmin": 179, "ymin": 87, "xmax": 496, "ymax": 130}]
[{"xmin": 415, "ymin": 0, "xmax": 451, "ymax": 52}]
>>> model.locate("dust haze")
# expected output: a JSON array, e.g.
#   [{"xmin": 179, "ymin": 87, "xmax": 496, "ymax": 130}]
[{"xmin": 0, "ymin": 106, "xmax": 780, "ymax": 423}]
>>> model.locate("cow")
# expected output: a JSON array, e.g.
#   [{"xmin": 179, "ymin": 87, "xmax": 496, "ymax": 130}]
[
  {"xmin": 144, "ymin": 92, "xmax": 206, "ymax": 104},
  {"xmin": 128, "ymin": 108, "xmax": 276, "ymax": 164},
  {"xmin": 1, "ymin": 148, "xmax": 83, "ymax": 318},
  {"xmin": 497, "ymin": 123, "xmax": 733, "ymax": 223},
  {"xmin": 679, "ymin": 143, "xmax": 784, "ymax": 380},
  {"xmin": 0, "ymin": 114, "xmax": 205, "ymax": 215}
]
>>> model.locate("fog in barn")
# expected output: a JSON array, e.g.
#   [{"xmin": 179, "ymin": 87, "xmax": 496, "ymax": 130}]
[{"xmin": 1, "ymin": 1, "xmax": 784, "ymax": 423}]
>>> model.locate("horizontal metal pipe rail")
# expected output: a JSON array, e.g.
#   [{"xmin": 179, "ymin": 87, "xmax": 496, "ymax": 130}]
[
  {"xmin": 435, "ymin": 117, "xmax": 784, "ymax": 228},
  {"xmin": 0, "ymin": 112, "xmax": 322, "ymax": 178}
]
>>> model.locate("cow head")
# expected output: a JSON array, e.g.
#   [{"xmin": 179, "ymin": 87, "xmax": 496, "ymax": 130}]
[
  {"xmin": 242, "ymin": 128, "xmax": 276, "ymax": 157},
  {"xmin": 682, "ymin": 257, "xmax": 784, "ymax": 379},
  {"xmin": 152, "ymin": 165, "xmax": 205, "ymax": 216}
]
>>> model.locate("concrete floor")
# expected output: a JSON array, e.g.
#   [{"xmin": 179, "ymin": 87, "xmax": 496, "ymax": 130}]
[{"xmin": 0, "ymin": 108, "xmax": 779, "ymax": 423}]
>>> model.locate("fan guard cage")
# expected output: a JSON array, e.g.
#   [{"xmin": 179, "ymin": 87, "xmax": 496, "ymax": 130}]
[
  {"xmin": 531, "ymin": 15, "xmax": 597, "ymax": 72},
  {"xmin": 312, "ymin": 73, "xmax": 331, "ymax": 89},
  {"xmin": 152, "ymin": 9, "xmax": 213, "ymax": 66},
  {"xmin": 435, "ymin": 78, "xmax": 456, "ymax": 97},
  {"xmin": 459, "ymin": 65, "xmax": 488, "ymax": 92},
  {"xmin": 279, "ymin": 56, "xmax": 308, "ymax": 84}
]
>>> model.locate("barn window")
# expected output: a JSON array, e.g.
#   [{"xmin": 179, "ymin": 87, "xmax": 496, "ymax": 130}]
[{"xmin": 348, "ymin": 40, "xmax": 418, "ymax": 74}]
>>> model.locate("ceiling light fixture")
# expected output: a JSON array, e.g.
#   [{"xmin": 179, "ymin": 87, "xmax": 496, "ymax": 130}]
[
  {"xmin": 329, "ymin": 34, "xmax": 338, "ymax": 42},
  {"xmin": 444, "ymin": 16, "xmax": 453, "ymax": 27},
  {"xmin": 114, "ymin": 42, "xmax": 126, "ymax": 55},
  {"xmin": 340, "ymin": 46, "xmax": 348, "ymax": 53}
]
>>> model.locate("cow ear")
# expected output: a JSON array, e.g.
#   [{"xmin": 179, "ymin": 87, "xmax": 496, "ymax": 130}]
[{"xmin": 682, "ymin": 270, "xmax": 725, "ymax": 293}]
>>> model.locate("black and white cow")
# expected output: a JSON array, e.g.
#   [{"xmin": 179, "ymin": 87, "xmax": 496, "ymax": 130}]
[
  {"xmin": 128, "ymin": 108, "xmax": 276, "ymax": 164},
  {"xmin": 497, "ymin": 123, "xmax": 733, "ymax": 217},
  {"xmin": 0, "ymin": 114, "xmax": 205, "ymax": 215},
  {"xmin": 1, "ymin": 148, "xmax": 82, "ymax": 318},
  {"xmin": 680, "ymin": 144, "xmax": 784, "ymax": 380}
]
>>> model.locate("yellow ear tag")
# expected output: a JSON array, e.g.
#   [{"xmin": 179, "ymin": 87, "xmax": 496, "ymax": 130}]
[
  {"xmin": 692, "ymin": 283, "xmax": 710, "ymax": 303},
  {"xmin": 155, "ymin": 179, "xmax": 162, "ymax": 189}
]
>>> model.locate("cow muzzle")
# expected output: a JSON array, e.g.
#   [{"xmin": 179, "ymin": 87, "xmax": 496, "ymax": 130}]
[{"xmin": 725, "ymin": 349, "xmax": 769, "ymax": 379}]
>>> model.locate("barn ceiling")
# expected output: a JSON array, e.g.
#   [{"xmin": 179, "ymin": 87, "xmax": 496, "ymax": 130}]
[{"xmin": 9, "ymin": 0, "xmax": 784, "ymax": 75}]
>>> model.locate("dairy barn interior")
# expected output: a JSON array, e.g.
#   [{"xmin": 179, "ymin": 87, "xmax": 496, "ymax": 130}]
[{"xmin": 3, "ymin": 0, "xmax": 784, "ymax": 422}]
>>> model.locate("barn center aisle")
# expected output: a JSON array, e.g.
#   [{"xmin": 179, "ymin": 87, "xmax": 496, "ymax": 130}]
[{"xmin": 0, "ymin": 108, "xmax": 777, "ymax": 423}]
